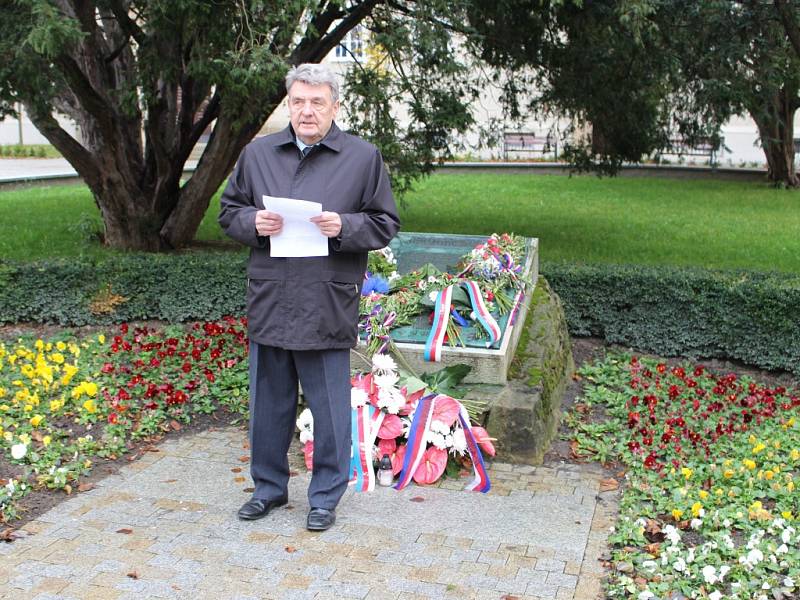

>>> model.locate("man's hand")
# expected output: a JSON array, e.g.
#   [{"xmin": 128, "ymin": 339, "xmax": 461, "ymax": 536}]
[
  {"xmin": 255, "ymin": 210, "xmax": 283, "ymax": 236},
  {"xmin": 310, "ymin": 211, "xmax": 342, "ymax": 238}
]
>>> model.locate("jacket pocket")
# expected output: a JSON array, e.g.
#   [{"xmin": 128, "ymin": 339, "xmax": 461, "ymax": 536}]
[{"xmin": 317, "ymin": 281, "xmax": 360, "ymax": 343}]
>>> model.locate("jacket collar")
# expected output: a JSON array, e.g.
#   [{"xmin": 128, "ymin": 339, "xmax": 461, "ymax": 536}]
[{"xmin": 274, "ymin": 122, "xmax": 343, "ymax": 153}]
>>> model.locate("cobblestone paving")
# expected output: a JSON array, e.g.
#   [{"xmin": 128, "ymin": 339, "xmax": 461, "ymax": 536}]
[{"xmin": 0, "ymin": 428, "xmax": 618, "ymax": 600}]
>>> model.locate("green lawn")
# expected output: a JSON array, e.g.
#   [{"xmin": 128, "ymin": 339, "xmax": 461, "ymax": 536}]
[{"xmin": 2, "ymin": 173, "xmax": 799, "ymax": 272}]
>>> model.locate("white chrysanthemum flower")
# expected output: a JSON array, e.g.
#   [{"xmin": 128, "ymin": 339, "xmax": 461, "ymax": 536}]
[
  {"xmin": 10, "ymin": 443, "xmax": 27, "ymax": 460},
  {"xmin": 371, "ymin": 353, "xmax": 397, "ymax": 374},
  {"xmin": 452, "ymin": 428, "xmax": 467, "ymax": 455},
  {"xmin": 429, "ymin": 420, "xmax": 450, "ymax": 434},
  {"xmin": 429, "ymin": 432, "xmax": 447, "ymax": 450},
  {"xmin": 351, "ymin": 388, "xmax": 369, "ymax": 408},
  {"xmin": 374, "ymin": 372, "xmax": 399, "ymax": 390},
  {"xmin": 377, "ymin": 387, "xmax": 405, "ymax": 414},
  {"xmin": 296, "ymin": 408, "xmax": 313, "ymax": 432},
  {"xmin": 299, "ymin": 430, "xmax": 313, "ymax": 444}
]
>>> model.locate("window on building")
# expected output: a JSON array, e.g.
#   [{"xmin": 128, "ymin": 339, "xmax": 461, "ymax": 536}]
[{"xmin": 333, "ymin": 26, "xmax": 365, "ymax": 61}]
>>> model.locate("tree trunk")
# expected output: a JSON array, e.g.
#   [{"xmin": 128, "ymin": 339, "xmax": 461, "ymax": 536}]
[{"xmin": 750, "ymin": 84, "xmax": 800, "ymax": 187}]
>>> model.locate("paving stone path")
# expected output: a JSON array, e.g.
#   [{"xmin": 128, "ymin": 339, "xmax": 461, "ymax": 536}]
[{"xmin": 0, "ymin": 428, "xmax": 618, "ymax": 600}]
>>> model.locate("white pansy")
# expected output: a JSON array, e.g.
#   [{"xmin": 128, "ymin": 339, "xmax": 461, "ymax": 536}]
[
  {"xmin": 782, "ymin": 528, "xmax": 793, "ymax": 544},
  {"xmin": 664, "ymin": 524, "xmax": 681, "ymax": 545},
  {"xmin": 299, "ymin": 430, "xmax": 313, "ymax": 444},
  {"xmin": 641, "ymin": 560, "xmax": 657, "ymax": 572},
  {"xmin": 702, "ymin": 565, "xmax": 717, "ymax": 585},
  {"xmin": 784, "ymin": 576, "xmax": 795, "ymax": 588},
  {"xmin": 718, "ymin": 565, "xmax": 730, "ymax": 579},
  {"xmin": 371, "ymin": 353, "xmax": 397, "ymax": 374},
  {"xmin": 638, "ymin": 591, "xmax": 655, "ymax": 600},
  {"xmin": 777, "ymin": 543, "xmax": 789, "ymax": 554},
  {"xmin": 709, "ymin": 592, "xmax": 722, "ymax": 600},
  {"xmin": 10, "ymin": 443, "xmax": 26, "ymax": 460},
  {"xmin": 686, "ymin": 547, "xmax": 695, "ymax": 563},
  {"xmin": 691, "ymin": 518, "xmax": 703, "ymax": 529},
  {"xmin": 296, "ymin": 408, "xmax": 314, "ymax": 432},
  {"xmin": 762, "ymin": 582, "xmax": 771, "ymax": 590},
  {"xmin": 351, "ymin": 388, "xmax": 369, "ymax": 408},
  {"xmin": 673, "ymin": 557, "xmax": 686, "ymax": 572}
]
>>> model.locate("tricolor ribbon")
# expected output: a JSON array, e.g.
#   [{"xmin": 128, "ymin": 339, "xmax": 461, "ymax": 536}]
[
  {"xmin": 423, "ymin": 281, "xmax": 502, "ymax": 362},
  {"xmin": 349, "ymin": 403, "xmax": 385, "ymax": 492},
  {"xmin": 457, "ymin": 405, "xmax": 491, "ymax": 493},
  {"xmin": 423, "ymin": 286, "xmax": 453, "ymax": 362},
  {"xmin": 461, "ymin": 280, "xmax": 501, "ymax": 345},
  {"xmin": 394, "ymin": 394, "xmax": 437, "ymax": 490}
]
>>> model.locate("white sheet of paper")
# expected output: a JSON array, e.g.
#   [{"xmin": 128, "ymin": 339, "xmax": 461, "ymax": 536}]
[{"xmin": 262, "ymin": 195, "xmax": 328, "ymax": 257}]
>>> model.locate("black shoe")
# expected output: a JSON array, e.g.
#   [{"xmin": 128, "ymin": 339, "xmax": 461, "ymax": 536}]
[
  {"xmin": 237, "ymin": 496, "xmax": 288, "ymax": 521},
  {"xmin": 306, "ymin": 507, "xmax": 336, "ymax": 531}
]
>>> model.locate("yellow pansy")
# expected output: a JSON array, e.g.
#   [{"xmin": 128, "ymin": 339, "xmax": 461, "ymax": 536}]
[
  {"xmin": 34, "ymin": 339, "xmax": 43, "ymax": 351},
  {"xmin": 0, "ymin": 387, "xmax": 5, "ymax": 398},
  {"xmin": 18, "ymin": 433, "xmax": 30, "ymax": 445},
  {"xmin": 791, "ymin": 449, "xmax": 800, "ymax": 461},
  {"xmin": 681, "ymin": 467, "xmax": 693, "ymax": 479},
  {"xmin": 752, "ymin": 443, "xmax": 766, "ymax": 454},
  {"xmin": 788, "ymin": 481, "xmax": 795, "ymax": 492},
  {"xmin": 743, "ymin": 459, "xmax": 756, "ymax": 470},
  {"xmin": 49, "ymin": 352, "xmax": 65, "ymax": 365},
  {"xmin": 699, "ymin": 490, "xmax": 709, "ymax": 500},
  {"xmin": 0, "ymin": 404, "xmax": 8, "ymax": 412},
  {"xmin": 765, "ymin": 470, "xmax": 775, "ymax": 480},
  {"xmin": 672, "ymin": 509, "xmax": 684, "ymax": 520},
  {"xmin": 82, "ymin": 399, "xmax": 96, "ymax": 413},
  {"xmin": 3, "ymin": 431, "xmax": 13, "ymax": 442},
  {"xmin": 49, "ymin": 398, "xmax": 63, "ymax": 412},
  {"xmin": 42, "ymin": 435, "xmax": 51, "ymax": 446},
  {"xmin": 61, "ymin": 364, "xmax": 78, "ymax": 386},
  {"xmin": 55, "ymin": 341, "xmax": 66, "ymax": 351},
  {"xmin": 723, "ymin": 469, "xmax": 735, "ymax": 478},
  {"xmin": 749, "ymin": 434, "xmax": 757, "ymax": 444},
  {"xmin": 29, "ymin": 415, "xmax": 44, "ymax": 427},
  {"xmin": 98, "ymin": 334, "xmax": 106, "ymax": 344},
  {"xmin": 23, "ymin": 404, "xmax": 32, "ymax": 413},
  {"xmin": 783, "ymin": 511, "xmax": 794, "ymax": 520},
  {"xmin": 691, "ymin": 502, "xmax": 703, "ymax": 517}
]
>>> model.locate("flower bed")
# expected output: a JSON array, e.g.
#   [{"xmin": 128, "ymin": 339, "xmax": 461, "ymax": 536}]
[
  {"xmin": 567, "ymin": 355, "xmax": 799, "ymax": 599},
  {"xmin": 0, "ymin": 318, "xmax": 250, "ymax": 521}
]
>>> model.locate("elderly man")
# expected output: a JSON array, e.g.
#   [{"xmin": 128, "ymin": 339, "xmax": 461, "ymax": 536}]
[{"xmin": 219, "ymin": 63, "xmax": 400, "ymax": 531}]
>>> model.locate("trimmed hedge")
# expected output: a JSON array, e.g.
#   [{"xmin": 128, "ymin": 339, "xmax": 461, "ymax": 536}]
[
  {"xmin": 1, "ymin": 255, "xmax": 798, "ymax": 374},
  {"xmin": 542, "ymin": 263, "xmax": 800, "ymax": 375}
]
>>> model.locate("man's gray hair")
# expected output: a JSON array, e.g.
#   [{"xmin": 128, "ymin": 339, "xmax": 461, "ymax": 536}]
[{"xmin": 285, "ymin": 63, "xmax": 340, "ymax": 103}]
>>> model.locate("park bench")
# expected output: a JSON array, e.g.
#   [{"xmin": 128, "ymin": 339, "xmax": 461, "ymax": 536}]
[
  {"xmin": 503, "ymin": 131, "xmax": 557, "ymax": 160},
  {"xmin": 656, "ymin": 136, "xmax": 720, "ymax": 166}
]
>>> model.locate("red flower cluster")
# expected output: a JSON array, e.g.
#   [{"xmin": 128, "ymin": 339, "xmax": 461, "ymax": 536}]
[
  {"xmin": 624, "ymin": 356, "xmax": 799, "ymax": 473},
  {"xmin": 95, "ymin": 317, "xmax": 249, "ymax": 429}
]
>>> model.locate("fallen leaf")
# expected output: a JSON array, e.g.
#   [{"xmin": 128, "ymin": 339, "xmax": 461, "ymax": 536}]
[
  {"xmin": 234, "ymin": 477, "xmax": 246, "ymax": 483},
  {"xmin": 410, "ymin": 496, "xmax": 425, "ymax": 503},
  {"xmin": 574, "ymin": 403, "xmax": 590, "ymax": 414},
  {"xmin": 31, "ymin": 430, "xmax": 44, "ymax": 442},
  {"xmin": 169, "ymin": 420, "xmax": 181, "ymax": 431},
  {"xmin": 285, "ymin": 546, "xmax": 296, "ymax": 553},
  {"xmin": 242, "ymin": 441, "xmax": 250, "ymax": 449},
  {"xmin": 116, "ymin": 528, "xmax": 133, "ymax": 535},
  {"xmin": 146, "ymin": 447, "xmax": 160, "ymax": 453},
  {"xmin": 569, "ymin": 440, "xmax": 588, "ymax": 459},
  {"xmin": 0, "ymin": 528, "xmax": 19, "ymax": 543},
  {"xmin": 599, "ymin": 478, "xmax": 619, "ymax": 492},
  {"xmin": 644, "ymin": 543, "xmax": 661, "ymax": 557},
  {"xmin": 239, "ymin": 456, "xmax": 250, "ymax": 463},
  {"xmin": 63, "ymin": 484, "xmax": 72, "ymax": 495},
  {"xmin": 501, "ymin": 595, "xmax": 521, "ymax": 600},
  {"xmin": 645, "ymin": 519, "xmax": 662, "ymax": 535},
  {"xmin": 77, "ymin": 483, "xmax": 95, "ymax": 493},
  {"xmin": 634, "ymin": 577, "xmax": 648, "ymax": 587},
  {"xmin": 243, "ymin": 487, "xmax": 255, "ymax": 493},
  {"xmin": 162, "ymin": 479, "xmax": 178, "ymax": 484},
  {"xmin": 231, "ymin": 467, "xmax": 242, "ymax": 473},
  {"xmin": 127, "ymin": 571, "xmax": 138, "ymax": 579}
]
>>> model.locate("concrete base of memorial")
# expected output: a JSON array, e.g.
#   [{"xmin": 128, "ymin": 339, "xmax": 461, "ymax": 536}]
[{"xmin": 464, "ymin": 277, "xmax": 574, "ymax": 464}]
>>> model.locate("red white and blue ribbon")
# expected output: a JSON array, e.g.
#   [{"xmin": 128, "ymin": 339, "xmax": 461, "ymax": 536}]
[
  {"xmin": 349, "ymin": 403, "xmax": 385, "ymax": 492},
  {"xmin": 457, "ymin": 404, "xmax": 491, "ymax": 493},
  {"xmin": 394, "ymin": 394, "xmax": 437, "ymax": 490},
  {"xmin": 423, "ymin": 286, "xmax": 453, "ymax": 362},
  {"xmin": 461, "ymin": 280, "xmax": 501, "ymax": 346}
]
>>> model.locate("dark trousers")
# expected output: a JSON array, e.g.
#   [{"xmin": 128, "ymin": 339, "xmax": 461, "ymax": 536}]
[{"xmin": 248, "ymin": 342, "xmax": 352, "ymax": 510}]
